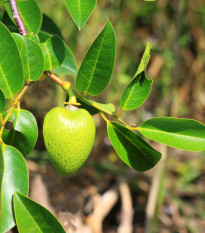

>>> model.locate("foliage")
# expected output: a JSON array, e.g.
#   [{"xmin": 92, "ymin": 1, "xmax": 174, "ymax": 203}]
[{"xmin": 0, "ymin": 0, "xmax": 204, "ymax": 232}]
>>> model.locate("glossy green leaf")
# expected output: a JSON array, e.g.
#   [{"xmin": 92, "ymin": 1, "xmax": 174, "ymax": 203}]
[
  {"xmin": 138, "ymin": 117, "xmax": 205, "ymax": 151},
  {"xmin": 76, "ymin": 20, "xmax": 116, "ymax": 96},
  {"xmin": 64, "ymin": 0, "xmax": 97, "ymax": 30},
  {"xmin": 24, "ymin": 37, "xmax": 44, "ymax": 81},
  {"xmin": 5, "ymin": 0, "xmax": 42, "ymax": 34},
  {"xmin": 14, "ymin": 192, "xmax": 66, "ymax": 233},
  {"xmin": 107, "ymin": 121, "xmax": 161, "ymax": 172},
  {"xmin": 12, "ymin": 33, "xmax": 29, "ymax": 82},
  {"xmin": 120, "ymin": 71, "xmax": 152, "ymax": 111},
  {"xmin": 40, "ymin": 35, "xmax": 65, "ymax": 70},
  {"xmin": 0, "ymin": 144, "xmax": 29, "ymax": 233},
  {"xmin": 2, "ymin": 109, "xmax": 38, "ymax": 156},
  {"xmin": 0, "ymin": 22, "xmax": 23, "ymax": 98},
  {"xmin": 77, "ymin": 95, "xmax": 115, "ymax": 114},
  {"xmin": 24, "ymin": 33, "xmax": 40, "ymax": 43},
  {"xmin": 54, "ymin": 45, "xmax": 77, "ymax": 75},
  {"xmin": 0, "ymin": 89, "xmax": 6, "ymax": 114},
  {"xmin": 135, "ymin": 42, "xmax": 151, "ymax": 77}
]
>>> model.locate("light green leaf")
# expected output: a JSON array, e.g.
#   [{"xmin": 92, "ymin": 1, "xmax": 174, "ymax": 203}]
[
  {"xmin": 14, "ymin": 192, "xmax": 66, "ymax": 233},
  {"xmin": 5, "ymin": 0, "xmax": 42, "ymax": 34},
  {"xmin": 12, "ymin": 33, "xmax": 29, "ymax": 82},
  {"xmin": 107, "ymin": 121, "xmax": 161, "ymax": 172},
  {"xmin": 40, "ymin": 35, "xmax": 65, "ymax": 70},
  {"xmin": 0, "ymin": 89, "xmax": 6, "ymax": 114},
  {"xmin": 64, "ymin": 0, "xmax": 97, "ymax": 30},
  {"xmin": 0, "ymin": 22, "xmax": 23, "ymax": 98},
  {"xmin": 54, "ymin": 45, "xmax": 77, "ymax": 75},
  {"xmin": 0, "ymin": 144, "xmax": 29, "ymax": 233},
  {"xmin": 135, "ymin": 42, "xmax": 152, "ymax": 77},
  {"xmin": 76, "ymin": 20, "xmax": 116, "ymax": 96},
  {"xmin": 24, "ymin": 33, "xmax": 40, "ymax": 43},
  {"xmin": 138, "ymin": 117, "xmax": 205, "ymax": 151},
  {"xmin": 2, "ymin": 109, "xmax": 38, "ymax": 156},
  {"xmin": 24, "ymin": 37, "xmax": 44, "ymax": 81},
  {"xmin": 120, "ymin": 71, "xmax": 153, "ymax": 111}
]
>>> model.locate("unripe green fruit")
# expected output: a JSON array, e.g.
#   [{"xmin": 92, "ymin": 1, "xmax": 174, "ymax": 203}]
[{"xmin": 43, "ymin": 105, "xmax": 96, "ymax": 176}]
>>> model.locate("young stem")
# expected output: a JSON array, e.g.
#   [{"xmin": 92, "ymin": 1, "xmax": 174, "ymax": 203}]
[
  {"xmin": 0, "ymin": 85, "xmax": 29, "ymax": 142},
  {"xmin": 8, "ymin": 0, "xmax": 27, "ymax": 35}
]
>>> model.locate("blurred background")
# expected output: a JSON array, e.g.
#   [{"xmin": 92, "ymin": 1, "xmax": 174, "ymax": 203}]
[{"xmin": 12, "ymin": 0, "xmax": 205, "ymax": 232}]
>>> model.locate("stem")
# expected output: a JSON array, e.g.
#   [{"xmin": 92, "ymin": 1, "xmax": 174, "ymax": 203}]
[
  {"xmin": 44, "ymin": 71, "xmax": 66, "ymax": 87},
  {"xmin": 0, "ymin": 85, "xmax": 29, "ymax": 142},
  {"xmin": 8, "ymin": 0, "xmax": 27, "ymax": 35}
]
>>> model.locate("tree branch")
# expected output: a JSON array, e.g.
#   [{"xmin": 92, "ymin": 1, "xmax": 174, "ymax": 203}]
[{"xmin": 8, "ymin": 0, "xmax": 27, "ymax": 35}]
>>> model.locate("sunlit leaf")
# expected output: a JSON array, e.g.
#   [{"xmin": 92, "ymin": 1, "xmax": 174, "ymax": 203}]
[
  {"xmin": 64, "ymin": 0, "xmax": 97, "ymax": 30},
  {"xmin": 24, "ymin": 37, "xmax": 44, "ymax": 81},
  {"xmin": 76, "ymin": 20, "xmax": 116, "ymax": 96},
  {"xmin": 107, "ymin": 121, "xmax": 161, "ymax": 172},
  {"xmin": 14, "ymin": 192, "xmax": 66, "ymax": 233},
  {"xmin": 40, "ymin": 35, "xmax": 65, "ymax": 70},
  {"xmin": 3, "ymin": 109, "xmax": 38, "ymax": 156},
  {"xmin": 0, "ymin": 144, "xmax": 28, "ymax": 233},
  {"xmin": 0, "ymin": 22, "xmax": 23, "ymax": 98},
  {"xmin": 120, "ymin": 71, "xmax": 152, "ymax": 111},
  {"xmin": 138, "ymin": 117, "xmax": 205, "ymax": 151}
]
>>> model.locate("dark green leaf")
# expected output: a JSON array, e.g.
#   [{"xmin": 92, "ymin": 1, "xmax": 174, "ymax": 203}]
[
  {"xmin": 0, "ymin": 22, "xmax": 23, "ymax": 98},
  {"xmin": 54, "ymin": 45, "xmax": 77, "ymax": 75},
  {"xmin": 40, "ymin": 14, "xmax": 63, "ymax": 40},
  {"xmin": 77, "ymin": 95, "xmax": 115, "ymax": 114},
  {"xmin": 64, "ymin": 0, "xmax": 97, "ymax": 30},
  {"xmin": 24, "ymin": 37, "xmax": 44, "ymax": 81},
  {"xmin": 138, "ymin": 117, "xmax": 205, "ymax": 151},
  {"xmin": 5, "ymin": 0, "xmax": 42, "ymax": 34},
  {"xmin": 0, "ymin": 11, "xmax": 18, "ymax": 33},
  {"xmin": 0, "ymin": 144, "xmax": 29, "ymax": 233},
  {"xmin": 107, "ymin": 121, "xmax": 161, "ymax": 172},
  {"xmin": 0, "ymin": 89, "xmax": 6, "ymax": 113},
  {"xmin": 3, "ymin": 109, "xmax": 38, "ymax": 156},
  {"xmin": 76, "ymin": 20, "xmax": 116, "ymax": 96},
  {"xmin": 120, "ymin": 71, "xmax": 152, "ymax": 110},
  {"xmin": 14, "ymin": 192, "xmax": 66, "ymax": 233},
  {"xmin": 40, "ymin": 35, "xmax": 65, "ymax": 70}
]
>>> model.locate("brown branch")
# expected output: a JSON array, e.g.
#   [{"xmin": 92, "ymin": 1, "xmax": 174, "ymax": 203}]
[{"xmin": 8, "ymin": 0, "xmax": 27, "ymax": 35}]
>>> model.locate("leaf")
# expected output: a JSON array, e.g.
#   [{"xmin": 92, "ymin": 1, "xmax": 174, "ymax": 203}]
[
  {"xmin": 0, "ymin": 22, "xmax": 23, "ymax": 98},
  {"xmin": 0, "ymin": 144, "xmax": 29, "ymax": 233},
  {"xmin": 138, "ymin": 117, "xmax": 205, "ymax": 151},
  {"xmin": 107, "ymin": 121, "xmax": 162, "ymax": 172},
  {"xmin": 2, "ymin": 109, "xmax": 38, "ymax": 156},
  {"xmin": 0, "ymin": 11, "xmax": 18, "ymax": 33},
  {"xmin": 77, "ymin": 95, "xmax": 115, "ymax": 114},
  {"xmin": 12, "ymin": 33, "xmax": 29, "ymax": 82},
  {"xmin": 120, "ymin": 71, "xmax": 153, "ymax": 111},
  {"xmin": 40, "ymin": 35, "xmax": 65, "ymax": 70},
  {"xmin": 5, "ymin": 0, "xmax": 43, "ymax": 34},
  {"xmin": 24, "ymin": 33, "xmax": 40, "ymax": 43},
  {"xmin": 64, "ymin": 0, "xmax": 97, "ymax": 30},
  {"xmin": 14, "ymin": 192, "xmax": 66, "ymax": 233},
  {"xmin": 40, "ymin": 14, "xmax": 63, "ymax": 40},
  {"xmin": 24, "ymin": 37, "xmax": 44, "ymax": 81},
  {"xmin": 76, "ymin": 20, "xmax": 116, "ymax": 96},
  {"xmin": 135, "ymin": 42, "xmax": 152, "ymax": 77},
  {"xmin": 54, "ymin": 45, "xmax": 77, "ymax": 75},
  {"xmin": 0, "ymin": 89, "xmax": 6, "ymax": 114}
]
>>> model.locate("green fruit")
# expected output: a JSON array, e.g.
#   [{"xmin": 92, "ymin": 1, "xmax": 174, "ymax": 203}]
[{"xmin": 43, "ymin": 105, "xmax": 95, "ymax": 176}]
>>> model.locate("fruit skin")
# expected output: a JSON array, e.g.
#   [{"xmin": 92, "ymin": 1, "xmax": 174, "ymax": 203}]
[{"xmin": 43, "ymin": 105, "xmax": 95, "ymax": 176}]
